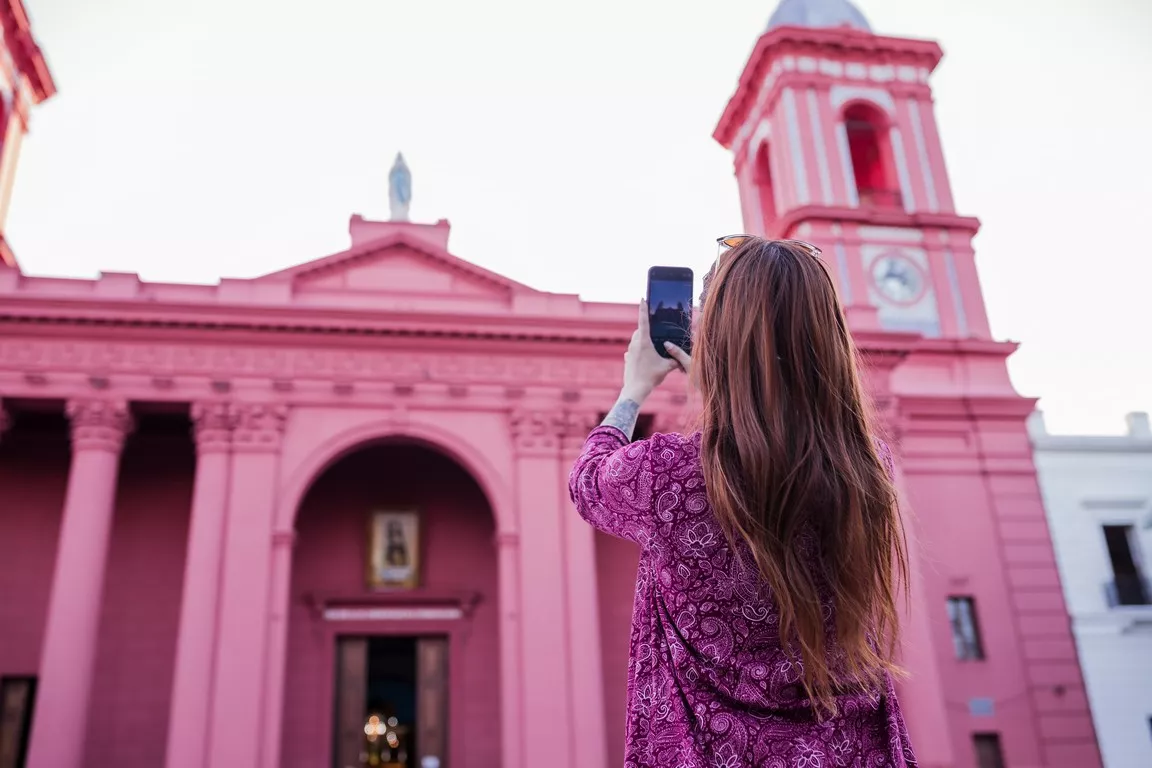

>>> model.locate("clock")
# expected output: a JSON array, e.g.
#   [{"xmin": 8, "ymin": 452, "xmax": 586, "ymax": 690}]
[{"xmin": 870, "ymin": 253, "xmax": 926, "ymax": 305}]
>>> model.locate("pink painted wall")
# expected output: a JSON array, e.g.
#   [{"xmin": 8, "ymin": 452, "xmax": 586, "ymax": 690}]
[
  {"xmin": 86, "ymin": 430, "xmax": 193, "ymax": 767},
  {"xmin": 0, "ymin": 416, "xmax": 193, "ymax": 766},
  {"xmin": 904, "ymin": 459, "xmax": 1042, "ymax": 763},
  {"xmin": 281, "ymin": 442, "xmax": 500, "ymax": 768},
  {"xmin": 0, "ymin": 419, "xmax": 68, "ymax": 678}
]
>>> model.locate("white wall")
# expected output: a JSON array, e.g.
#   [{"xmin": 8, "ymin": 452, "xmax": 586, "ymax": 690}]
[{"xmin": 1030, "ymin": 412, "xmax": 1152, "ymax": 768}]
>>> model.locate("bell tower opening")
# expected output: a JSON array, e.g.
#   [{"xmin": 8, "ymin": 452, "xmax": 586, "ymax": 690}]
[{"xmin": 843, "ymin": 103, "xmax": 901, "ymax": 210}]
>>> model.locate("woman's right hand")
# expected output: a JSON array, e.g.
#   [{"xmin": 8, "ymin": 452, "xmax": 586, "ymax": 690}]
[{"xmin": 663, "ymin": 342, "xmax": 692, "ymax": 376}]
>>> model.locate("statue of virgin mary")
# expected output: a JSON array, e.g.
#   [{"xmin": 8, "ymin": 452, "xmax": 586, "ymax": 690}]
[{"xmin": 388, "ymin": 153, "xmax": 412, "ymax": 221}]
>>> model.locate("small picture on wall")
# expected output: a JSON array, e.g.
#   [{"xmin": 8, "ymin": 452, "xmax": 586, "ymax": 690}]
[{"xmin": 368, "ymin": 510, "xmax": 420, "ymax": 589}]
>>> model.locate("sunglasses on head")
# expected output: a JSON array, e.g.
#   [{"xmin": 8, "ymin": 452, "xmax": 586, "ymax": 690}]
[
  {"xmin": 716, "ymin": 234, "xmax": 823, "ymax": 259},
  {"xmin": 702, "ymin": 235, "xmax": 824, "ymax": 305}
]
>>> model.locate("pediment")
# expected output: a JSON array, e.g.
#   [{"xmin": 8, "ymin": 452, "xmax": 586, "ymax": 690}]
[{"xmin": 258, "ymin": 231, "xmax": 533, "ymax": 298}]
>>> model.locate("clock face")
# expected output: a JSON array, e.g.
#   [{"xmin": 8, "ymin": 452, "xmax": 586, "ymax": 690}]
[{"xmin": 871, "ymin": 253, "xmax": 926, "ymax": 305}]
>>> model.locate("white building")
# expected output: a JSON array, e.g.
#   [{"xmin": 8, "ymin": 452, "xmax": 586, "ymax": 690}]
[{"xmin": 1029, "ymin": 411, "xmax": 1152, "ymax": 768}]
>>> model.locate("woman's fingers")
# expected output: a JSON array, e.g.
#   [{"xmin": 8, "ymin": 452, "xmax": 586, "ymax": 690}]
[{"xmin": 663, "ymin": 342, "xmax": 692, "ymax": 372}]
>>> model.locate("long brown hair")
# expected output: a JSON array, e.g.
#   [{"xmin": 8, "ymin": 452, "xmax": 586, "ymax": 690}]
[{"xmin": 693, "ymin": 237, "xmax": 908, "ymax": 714}]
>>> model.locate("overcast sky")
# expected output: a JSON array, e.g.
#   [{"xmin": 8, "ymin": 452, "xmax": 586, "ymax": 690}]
[{"xmin": 8, "ymin": 0, "xmax": 1151, "ymax": 434}]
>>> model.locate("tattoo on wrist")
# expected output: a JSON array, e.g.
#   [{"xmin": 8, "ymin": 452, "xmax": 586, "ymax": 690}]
[{"xmin": 601, "ymin": 397, "xmax": 641, "ymax": 441}]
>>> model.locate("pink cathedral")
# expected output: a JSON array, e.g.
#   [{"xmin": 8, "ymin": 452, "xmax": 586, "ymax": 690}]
[{"xmin": 0, "ymin": 1, "xmax": 1103, "ymax": 767}]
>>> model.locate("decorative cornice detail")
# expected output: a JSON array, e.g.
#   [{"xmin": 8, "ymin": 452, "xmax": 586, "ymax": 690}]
[
  {"xmin": 191, "ymin": 401, "xmax": 237, "ymax": 454},
  {"xmin": 0, "ymin": 339, "xmax": 625, "ymax": 388},
  {"xmin": 232, "ymin": 403, "xmax": 288, "ymax": 452},
  {"xmin": 66, "ymin": 398, "xmax": 133, "ymax": 453}
]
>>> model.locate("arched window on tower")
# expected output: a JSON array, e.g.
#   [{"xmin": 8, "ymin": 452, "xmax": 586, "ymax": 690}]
[
  {"xmin": 843, "ymin": 103, "xmax": 902, "ymax": 210},
  {"xmin": 753, "ymin": 143, "xmax": 777, "ymax": 226}
]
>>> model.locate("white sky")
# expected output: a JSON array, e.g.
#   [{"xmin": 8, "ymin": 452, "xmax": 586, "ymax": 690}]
[{"xmin": 8, "ymin": 0, "xmax": 1151, "ymax": 435}]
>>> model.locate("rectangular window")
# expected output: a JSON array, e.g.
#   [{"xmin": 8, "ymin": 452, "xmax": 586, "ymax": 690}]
[
  {"xmin": 0, "ymin": 676, "xmax": 36, "ymax": 768},
  {"xmin": 973, "ymin": 733, "xmax": 1005, "ymax": 768},
  {"xmin": 1103, "ymin": 524, "xmax": 1150, "ymax": 606},
  {"xmin": 946, "ymin": 596, "xmax": 985, "ymax": 661}
]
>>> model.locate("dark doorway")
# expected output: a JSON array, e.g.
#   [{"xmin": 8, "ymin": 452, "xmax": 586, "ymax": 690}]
[{"xmin": 334, "ymin": 636, "xmax": 448, "ymax": 768}]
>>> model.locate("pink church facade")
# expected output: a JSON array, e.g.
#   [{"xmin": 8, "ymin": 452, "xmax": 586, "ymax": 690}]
[{"xmin": 0, "ymin": 3, "xmax": 1103, "ymax": 768}]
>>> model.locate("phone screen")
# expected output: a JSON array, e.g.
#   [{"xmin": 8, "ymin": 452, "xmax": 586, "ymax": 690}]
[{"xmin": 647, "ymin": 267, "xmax": 694, "ymax": 359}]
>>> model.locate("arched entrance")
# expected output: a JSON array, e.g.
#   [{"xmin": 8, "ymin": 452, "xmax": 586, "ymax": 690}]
[{"xmin": 279, "ymin": 440, "xmax": 501, "ymax": 768}]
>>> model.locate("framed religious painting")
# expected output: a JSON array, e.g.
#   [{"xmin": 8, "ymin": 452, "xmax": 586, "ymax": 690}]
[{"xmin": 368, "ymin": 509, "xmax": 420, "ymax": 589}]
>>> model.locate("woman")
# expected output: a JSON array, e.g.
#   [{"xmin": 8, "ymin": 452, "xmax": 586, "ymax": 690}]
[{"xmin": 569, "ymin": 236, "xmax": 916, "ymax": 767}]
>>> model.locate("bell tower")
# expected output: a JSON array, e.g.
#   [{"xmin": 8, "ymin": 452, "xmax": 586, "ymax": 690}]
[
  {"xmin": 716, "ymin": 4, "xmax": 1104, "ymax": 768},
  {"xmin": 714, "ymin": 0, "xmax": 988, "ymax": 340}
]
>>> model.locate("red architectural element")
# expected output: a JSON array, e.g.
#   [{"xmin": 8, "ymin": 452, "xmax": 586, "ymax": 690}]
[{"xmin": 0, "ymin": 0, "xmax": 54, "ymax": 268}]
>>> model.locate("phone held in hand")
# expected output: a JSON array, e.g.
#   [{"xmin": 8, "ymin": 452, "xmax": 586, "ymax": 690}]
[{"xmin": 646, "ymin": 266, "xmax": 694, "ymax": 359}]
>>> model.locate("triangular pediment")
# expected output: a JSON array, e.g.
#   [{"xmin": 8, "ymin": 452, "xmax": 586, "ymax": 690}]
[{"xmin": 258, "ymin": 231, "xmax": 534, "ymax": 298}]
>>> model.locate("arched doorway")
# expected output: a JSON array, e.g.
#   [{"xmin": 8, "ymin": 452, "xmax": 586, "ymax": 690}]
[{"xmin": 280, "ymin": 440, "xmax": 500, "ymax": 768}]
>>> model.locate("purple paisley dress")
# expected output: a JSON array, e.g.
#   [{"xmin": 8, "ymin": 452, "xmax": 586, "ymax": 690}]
[{"xmin": 569, "ymin": 427, "xmax": 917, "ymax": 768}]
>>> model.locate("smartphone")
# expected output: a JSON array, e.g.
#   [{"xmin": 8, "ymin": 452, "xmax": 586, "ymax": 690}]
[{"xmin": 646, "ymin": 266, "xmax": 694, "ymax": 359}]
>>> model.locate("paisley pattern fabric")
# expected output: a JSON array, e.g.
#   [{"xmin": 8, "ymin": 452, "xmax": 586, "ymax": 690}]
[{"xmin": 570, "ymin": 426, "xmax": 917, "ymax": 768}]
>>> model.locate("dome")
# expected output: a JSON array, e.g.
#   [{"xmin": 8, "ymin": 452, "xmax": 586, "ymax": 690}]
[{"xmin": 766, "ymin": 0, "xmax": 872, "ymax": 32}]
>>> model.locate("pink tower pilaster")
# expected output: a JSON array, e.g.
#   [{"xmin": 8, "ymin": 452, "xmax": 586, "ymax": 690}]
[
  {"xmin": 25, "ymin": 399, "xmax": 133, "ymax": 768},
  {"xmin": 165, "ymin": 402, "xmax": 237, "ymax": 768},
  {"xmin": 867, "ymin": 354, "xmax": 956, "ymax": 768},
  {"xmin": 205, "ymin": 404, "xmax": 287, "ymax": 768}
]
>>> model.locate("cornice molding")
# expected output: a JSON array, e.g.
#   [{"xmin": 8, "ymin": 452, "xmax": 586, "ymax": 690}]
[{"xmin": 0, "ymin": 337, "xmax": 629, "ymax": 389}]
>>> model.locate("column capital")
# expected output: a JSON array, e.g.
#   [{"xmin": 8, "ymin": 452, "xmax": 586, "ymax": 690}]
[
  {"xmin": 511, "ymin": 409, "xmax": 596, "ymax": 456},
  {"xmin": 559, "ymin": 410, "xmax": 599, "ymax": 454},
  {"xmin": 191, "ymin": 402, "xmax": 237, "ymax": 454},
  {"xmin": 509, "ymin": 409, "xmax": 563, "ymax": 456},
  {"xmin": 232, "ymin": 403, "xmax": 288, "ymax": 452},
  {"xmin": 66, "ymin": 398, "xmax": 133, "ymax": 453}
]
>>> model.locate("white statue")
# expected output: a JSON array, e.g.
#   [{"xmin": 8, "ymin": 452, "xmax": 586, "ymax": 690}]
[{"xmin": 389, "ymin": 152, "xmax": 412, "ymax": 221}]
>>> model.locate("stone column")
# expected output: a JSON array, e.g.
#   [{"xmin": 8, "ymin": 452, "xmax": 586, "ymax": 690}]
[
  {"xmin": 164, "ymin": 402, "xmax": 236, "ymax": 768},
  {"xmin": 206, "ymin": 404, "xmax": 287, "ymax": 768},
  {"xmin": 26, "ymin": 399, "xmax": 133, "ymax": 768},
  {"xmin": 875, "ymin": 394, "xmax": 955, "ymax": 768},
  {"xmin": 509, "ymin": 409, "xmax": 576, "ymax": 768},
  {"xmin": 558, "ymin": 410, "xmax": 608, "ymax": 768}
]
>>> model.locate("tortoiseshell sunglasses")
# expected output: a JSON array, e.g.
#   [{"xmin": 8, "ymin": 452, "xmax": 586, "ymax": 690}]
[
  {"xmin": 702, "ymin": 235, "xmax": 825, "ymax": 304},
  {"xmin": 716, "ymin": 234, "xmax": 823, "ymax": 259}
]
